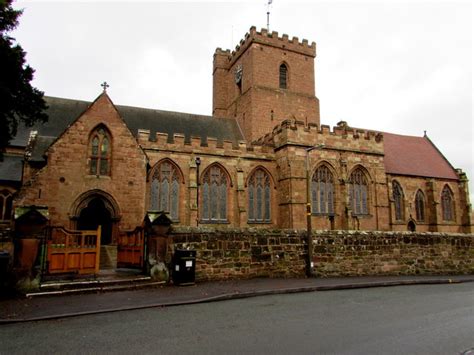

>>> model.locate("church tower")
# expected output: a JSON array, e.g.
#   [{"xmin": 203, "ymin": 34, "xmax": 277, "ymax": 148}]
[{"xmin": 213, "ymin": 26, "xmax": 320, "ymax": 142}]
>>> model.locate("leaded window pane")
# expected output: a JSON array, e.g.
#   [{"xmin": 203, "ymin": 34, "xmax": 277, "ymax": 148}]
[
  {"xmin": 202, "ymin": 182, "xmax": 209, "ymax": 220},
  {"xmin": 311, "ymin": 166, "xmax": 334, "ymax": 215},
  {"xmin": 90, "ymin": 158, "xmax": 98, "ymax": 175},
  {"xmin": 311, "ymin": 180, "xmax": 318, "ymax": 213},
  {"xmin": 99, "ymin": 159, "xmax": 108, "ymax": 175},
  {"xmin": 219, "ymin": 183, "xmax": 227, "ymax": 220},
  {"xmin": 349, "ymin": 168, "xmax": 368, "ymax": 215},
  {"xmin": 160, "ymin": 179, "xmax": 169, "ymax": 212},
  {"xmin": 441, "ymin": 186, "xmax": 454, "ymax": 221},
  {"xmin": 248, "ymin": 168, "xmax": 271, "ymax": 223},
  {"xmin": 279, "ymin": 64, "xmax": 287, "ymax": 89},
  {"xmin": 101, "ymin": 138, "xmax": 108, "ymax": 157},
  {"xmin": 415, "ymin": 191, "xmax": 425, "ymax": 222},
  {"xmin": 264, "ymin": 185, "xmax": 271, "ymax": 221},
  {"xmin": 249, "ymin": 187, "xmax": 255, "ymax": 221},
  {"xmin": 92, "ymin": 137, "xmax": 99, "ymax": 156},
  {"xmin": 171, "ymin": 179, "xmax": 179, "ymax": 220},
  {"xmin": 393, "ymin": 182, "xmax": 404, "ymax": 220},
  {"xmin": 150, "ymin": 179, "xmax": 159, "ymax": 210},
  {"xmin": 328, "ymin": 184, "xmax": 334, "ymax": 213}
]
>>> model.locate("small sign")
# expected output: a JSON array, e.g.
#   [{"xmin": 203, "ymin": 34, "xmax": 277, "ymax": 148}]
[
  {"xmin": 175, "ymin": 265, "xmax": 180, "ymax": 271},
  {"xmin": 185, "ymin": 260, "xmax": 193, "ymax": 267}
]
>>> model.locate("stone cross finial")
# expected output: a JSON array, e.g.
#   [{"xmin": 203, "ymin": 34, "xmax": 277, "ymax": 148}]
[{"xmin": 101, "ymin": 81, "xmax": 109, "ymax": 92}]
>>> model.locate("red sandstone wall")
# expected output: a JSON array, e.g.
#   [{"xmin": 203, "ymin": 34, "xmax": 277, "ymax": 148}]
[{"xmin": 15, "ymin": 94, "xmax": 147, "ymax": 230}]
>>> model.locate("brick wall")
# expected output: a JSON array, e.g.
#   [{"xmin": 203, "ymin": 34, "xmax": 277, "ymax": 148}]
[{"xmin": 171, "ymin": 227, "xmax": 474, "ymax": 281}]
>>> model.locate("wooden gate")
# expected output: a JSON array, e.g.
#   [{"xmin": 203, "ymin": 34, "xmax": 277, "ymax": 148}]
[
  {"xmin": 117, "ymin": 227, "xmax": 145, "ymax": 268},
  {"xmin": 47, "ymin": 226, "xmax": 101, "ymax": 275}
]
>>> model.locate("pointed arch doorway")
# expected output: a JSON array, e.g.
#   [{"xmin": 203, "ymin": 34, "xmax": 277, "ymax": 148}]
[
  {"xmin": 77, "ymin": 198, "xmax": 113, "ymax": 245},
  {"xmin": 71, "ymin": 190, "xmax": 121, "ymax": 270}
]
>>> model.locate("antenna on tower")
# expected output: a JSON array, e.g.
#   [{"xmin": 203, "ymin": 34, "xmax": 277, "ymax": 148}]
[{"xmin": 267, "ymin": 0, "xmax": 272, "ymax": 32}]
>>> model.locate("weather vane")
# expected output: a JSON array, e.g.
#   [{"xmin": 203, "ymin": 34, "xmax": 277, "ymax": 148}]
[
  {"xmin": 267, "ymin": 0, "xmax": 272, "ymax": 32},
  {"xmin": 101, "ymin": 81, "xmax": 109, "ymax": 92}
]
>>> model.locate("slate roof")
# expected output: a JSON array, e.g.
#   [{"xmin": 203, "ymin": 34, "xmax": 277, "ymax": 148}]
[
  {"xmin": 383, "ymin": 132, "xmax": 458, "ymax": 180},
  {"xmin": 12, "ymin": 96, "xmax": 243, "ymax": 150},
  {"xmin": 0, "ymin": 155, "xmax": 23, "ymax": 182}
]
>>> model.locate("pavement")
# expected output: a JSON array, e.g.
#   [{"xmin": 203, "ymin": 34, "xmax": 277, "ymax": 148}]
[{"xmin": 1, "ymin": 274, "xmax": 473, "ymax": 324}]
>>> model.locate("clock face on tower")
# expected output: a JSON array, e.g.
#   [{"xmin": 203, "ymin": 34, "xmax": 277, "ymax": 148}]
[{"xmin": 234, "ymin": 64, "xmax": 243, "ymax": 84}]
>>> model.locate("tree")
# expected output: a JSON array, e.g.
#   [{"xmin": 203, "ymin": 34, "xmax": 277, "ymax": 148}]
[{"xmin": 0, "ymin": 0, "xmax": 47, "ymax": 156}]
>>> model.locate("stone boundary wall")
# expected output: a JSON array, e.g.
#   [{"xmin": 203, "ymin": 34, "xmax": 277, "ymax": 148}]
[{"xmin": 171, "ymin": 228, "xmax": 474, "ymax": 281}]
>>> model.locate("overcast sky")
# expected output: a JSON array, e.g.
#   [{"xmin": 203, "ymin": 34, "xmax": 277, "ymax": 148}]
[{"xmin": 13, "ymin": 0, "xmax": 474, "ymax": 199}]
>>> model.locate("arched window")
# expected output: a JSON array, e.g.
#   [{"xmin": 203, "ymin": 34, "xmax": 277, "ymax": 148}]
[
  {"xmin": 248, "ymin": 168, "xmax": 271, "ymax": 223},
  {"xmin": 89, "ymin": 126, "xmax": 111, "ymax": 176},
  {"xmin": 392, "ymin": 181, "xmax": 404, "ymax": 221},
  {"xmin": 348, "ymin": 168, "xmax": 369, "ymax": 215},
  {"xmin": 201, "ymin": 165, "xmax": 228, "ymax": 222},
  {"xmin": 441, "ymin": 185, "xmax": 454, "ymax": 221},
  {"xmin": 150, "ymin": 160, "xmax": 181, "ymax": 221},
  {"xmin": 311, "ymin": 165, "xmax": 334, "ymax": 215},
  {"xmin": 0, "ymin": 190, "xmax": 13, "ymax": 221},
  {"xmin": 415, "ymin": 190, "xmax": 425, "ymax": 222},
  {"xmin": 279, "ymin": 64, "xmax": 288, "ymax": 89}
]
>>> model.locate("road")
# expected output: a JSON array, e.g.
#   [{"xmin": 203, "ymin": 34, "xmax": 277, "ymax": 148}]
[{"xmin": 1, "ymin": 283, "xmax": 473, "ymax": 354}]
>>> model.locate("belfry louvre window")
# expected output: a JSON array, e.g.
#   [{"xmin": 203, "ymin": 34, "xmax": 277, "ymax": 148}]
[
  {"xmin": 89, "ymin": 126, "xmax": 111, "ymax": 176},
  {"xmin": 392, "ymin": 181, "xmax": 404, "ymax": 221},
  {"xmin": 311, "ymin": 165, "xmax": 334, "ymax": 215},
  {"xmin": 248, "ymin": 168, "xmax": 271, "ymax": 223},
  {"xmin": 415, "ymin": 190, "xmax": 425, "ymax": 222},
  {"xmin": 0, "ymin": 190, "xmax": 13, "ymax": 221},
  {"xmin": 441, "ymin": 185, "xmax": 454, "ymax": 221},
  {"xmin": 279, "ymin": 64, "xmax": 288, "ymax": 89},
  {"xmin": 201, "ymin": 165, "xmax": 228, "ymax": 222},
  {"xmin": 150, "ymin": 161, "xmax": 180, "ymax": 220},
  {"xmin": 348, "ymin": 168, "xmax": 369, "ymax": 215}
]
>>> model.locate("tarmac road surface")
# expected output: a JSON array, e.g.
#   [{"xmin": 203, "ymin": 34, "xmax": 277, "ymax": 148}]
[{"xmin": 1, "ymin": 283, "xmax": 473, "ymax": 354}]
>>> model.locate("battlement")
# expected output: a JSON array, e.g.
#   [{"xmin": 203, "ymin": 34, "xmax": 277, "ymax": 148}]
[
  {"xmin": 214, "ymin": 26, "xmax": 316, "ymax": 67},
  {"xmin": 268, "ymin": 119, "xmax": 384, "ymax": 154},
  {"xmin": 136, "ymin": 129, "xmax": 274, "ymax": 156}
]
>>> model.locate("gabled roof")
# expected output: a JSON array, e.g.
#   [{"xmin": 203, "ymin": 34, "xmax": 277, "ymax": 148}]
[
  {"xmin": 383, "ymin": 132, "xmax": 459, "ymax": 180},
  {"xmin": 12, "ymin": 97, "xmax": 243, "ymax": 151}
]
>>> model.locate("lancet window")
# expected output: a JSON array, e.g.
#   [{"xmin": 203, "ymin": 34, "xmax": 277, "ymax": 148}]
[
  {"xmin": 311, "ymin": 165, "xmax": 335, "ymax": 215},
  {"xmin": 415, "ymin": 190, "xmax": 425, "ymax": 222},
  {"xmin": 279, "ymin": 64, "xmax": 288, "ymax": 89},
  {"xmin": 150, "ymin": 161, "xmax": 180, "ymax": 221},
  {"xmin": 392, "ymin": 181, "xmax": 404, "ymax": 221},
  {"xmin": 201, "ymin": 165, "xmax": 228, "ymax": 222},
  {"xmin": 89, "ymin": 126, "xmax": 111, "ymax": 176},
  {"xmin": 248, "ymin": 168, "xmax": 271, "ymax": 223},
  {"xmin": 441, "ymin": 185, "xmax": 455, "ymax": 221}
]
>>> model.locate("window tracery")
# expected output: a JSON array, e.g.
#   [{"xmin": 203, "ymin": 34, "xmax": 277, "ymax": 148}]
[
  {"xmin": 311, "ymin": 165, "xmax": 334, "ymax": 215},
  {"xmin": 201, "ymin": 165, "xmax": 228, "ymax": 222},
  {"xmin": 348, "ymin": 168, "xmax": 369, "ymax": 215},
  {"xmin": 150, "ymin": 161, "xmax": 180, "ymax": 220},
  {"xmin": 248, "ymin": 168, "xmax": 271, "ymax": 223},
  {"xmin": 89, "ymin": 126, "xmax": 111, "ymax": 176}
]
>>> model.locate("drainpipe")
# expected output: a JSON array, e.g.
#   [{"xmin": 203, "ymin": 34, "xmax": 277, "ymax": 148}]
[{"xmin": 195, "ymin": 157, "xmax": 201, "ymax": 227}]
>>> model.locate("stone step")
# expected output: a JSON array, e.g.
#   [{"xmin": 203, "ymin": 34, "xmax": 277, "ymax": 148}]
[{"xmin": 26, "ymin": 280, "xmax": 165, "ymax": 298}]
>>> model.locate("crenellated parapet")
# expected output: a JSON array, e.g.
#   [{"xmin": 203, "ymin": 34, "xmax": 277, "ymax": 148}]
[
  {"xmin": 268, "ymin": 119, "xmax": 384, "ymax": 155},
  {"xmin": 213, "ymin": 26, "xmax": 316, "ymax": 68},
  {"xmin": 136, "ymin": 129, "xmax": 274, "ymax": 158}
]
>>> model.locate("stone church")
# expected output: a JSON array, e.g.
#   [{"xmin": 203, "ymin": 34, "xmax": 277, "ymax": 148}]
[{"xmin": 0, "ymin": 27, "xmax": 472, "ymax": 276}]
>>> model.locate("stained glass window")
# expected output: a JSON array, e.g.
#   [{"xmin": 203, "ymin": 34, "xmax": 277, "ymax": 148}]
[
  {"xmin": 392, "ymin": 181, "xmax": 404, "ymax": 221},
  {"xmin": 89, "ymin": 126, "xmax": 111, "ymax": 176},
  {"xmin": 201, "ymin": 165, "xmax": 228, "ymax": 222},
  {"xmin": 150, "ymin": 161, "xmax": 181, "ymax": 221},
  {"xmin": 441, "ymin": 185, "xmax": 454, "ymax": 221},
  {"xmin": 248, "ymin": 168, "xmax": 271, "ymax": 223},
  {"xmin": 415, "ymin": 190, "xmax": 425, "ymax": 222},
  {"xmin": 311, "ymin": 165, "xmax": 334, "ymax": 215},
  {"xmin": 349, "ymin": 168, "xmax": 369, "ymax": 215}
]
